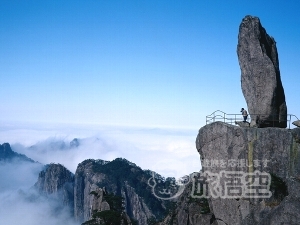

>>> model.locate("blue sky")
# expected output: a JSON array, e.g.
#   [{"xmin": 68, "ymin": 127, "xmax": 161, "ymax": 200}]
[{"xmin": 1, "ymin": 0, "xmax": 300, "ymax": 129}]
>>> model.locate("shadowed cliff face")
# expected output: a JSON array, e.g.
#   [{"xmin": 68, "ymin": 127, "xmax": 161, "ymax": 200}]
[
  {"xmin": 35, "ymin": 164, "xmax": 74, "ymax": 195},
  {"xmin": 237, "ymin": 15, "xmax": 287, "ymax": 128},
  {"xmin": 195, "ymin": 122, "xmax": 300, "ymax": 225},
  {"xmin": 156, "ymin": 181, "xmax": 215, "ymax": 225},
  {"xmin": 35, "ymin": 163, "xmax": 75, "ymax": 215}
]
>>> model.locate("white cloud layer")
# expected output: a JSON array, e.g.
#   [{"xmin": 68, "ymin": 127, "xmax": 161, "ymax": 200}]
[
  {"xmin": 0, "ymin": 122, "xmax": 201, "ymax": 178},
  {"xmin": 0, "ymin": 160, "xmax": 78, "ymax": 225},
  {"xmin": 0, "ymin": 122, "xmax": 202, "ymax": 224}
]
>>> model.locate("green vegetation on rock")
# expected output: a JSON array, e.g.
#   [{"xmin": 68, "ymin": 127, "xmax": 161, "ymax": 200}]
[
  {"xmin": 92, "ymin": 158, "xmax": 166, "ymax": 218},
  {"xmin": 82, "ymin": 193, "xmax": 128, "ymax": 225}
]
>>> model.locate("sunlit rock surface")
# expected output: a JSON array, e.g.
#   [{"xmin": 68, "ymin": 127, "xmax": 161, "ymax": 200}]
[
  {"xmin": 195, "ymin": 122, "xmax": 300, "ymax": 224},
  {"xmin": 237, "ymin": 15, "xmax": 287, "ymax": 128}
]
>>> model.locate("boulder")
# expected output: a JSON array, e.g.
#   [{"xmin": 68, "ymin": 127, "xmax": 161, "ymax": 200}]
[
  {"xmin": 237, "ymin": 15, "xmax": 287, "ymax": 128},
  {"xmin": 292, "ymin": 120, "xmax": 300, "ymax": 128},
  {"xmin": 100, "ymin": 201, "xmax": 110, "ymax": 211}
]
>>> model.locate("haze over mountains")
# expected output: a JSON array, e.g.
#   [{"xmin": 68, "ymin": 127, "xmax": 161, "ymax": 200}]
[
  {"xmin": 1, "ymin": 124, "xmax": 200, "ymax": 177},
  {"xmin": 0, "ymin": 120, "xmax": 202, "ymax": 225},
  {"xmin": 0, "ymin": 143, "xmax": 77, "ymax": 225},
  {"xmin": 0, "ymin": 141, "xmax": 184, "ymax": 224}
]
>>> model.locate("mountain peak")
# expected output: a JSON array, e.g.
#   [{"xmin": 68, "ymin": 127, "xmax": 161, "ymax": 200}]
[
  {"xmin": 0, "ymin": 143, "xmax": 35, "ymax": 163},
  {"xmin": 70, "ymin": 138, "xmax": 80, "ymax": 148}
]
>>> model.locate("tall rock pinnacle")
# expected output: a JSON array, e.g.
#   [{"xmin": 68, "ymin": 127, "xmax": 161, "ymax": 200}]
[{"xmin": 237, "ymin": 15, "xmax": 287, "ymax": 128}]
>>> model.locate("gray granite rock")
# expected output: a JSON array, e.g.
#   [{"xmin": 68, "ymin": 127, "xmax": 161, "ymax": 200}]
[
  {"xmin": 157, "ymin": 182, "xmax": 215, "ymax": 225},
  {"xmin": 121, "ymin": 182, "xmax": 155, "ymax": 224},
  {"xmin": 90, "ymin": 186, "xmax": 106, "ymax": 213},
  {"xmin": 74, "ymin": 160, "xmax": 109, "ymax": 223},
  {"xmin": 74, "ymin": 159, "xmax": 161, "ymax": 225},
  {"xmin": 35, "ymin": 163, "xmax": 74, "ymax": 212},
  {"xmin": 196, "ymin": 122, "xmax": 300, "ymax": 225},
  {"xmin": 100, "ymin": 201, "xmax": 110, "ymax": 211},
  {"xmin": 292, "ymin": 120, "xmax": 300, "ymax": 128},
  {"xmin": 237, "ymin": 15, "xmax": 287, "ymax": 128}
]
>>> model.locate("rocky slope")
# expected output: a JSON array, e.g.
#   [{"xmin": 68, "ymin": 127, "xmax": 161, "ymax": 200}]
[
  {"xmin": 81, "ymin": 187, "xmax": 133, "ymax": 225},
  {"xmin": 157, "ymin": 180, "xmax": 215, "ymax": 225},
  {"xmin": 195, "ymin": 122, "xmax": 300, "ymax": 225},
  {"xmin": 237, "ymin": 15, "xmax": 287, "ymax": 128}
]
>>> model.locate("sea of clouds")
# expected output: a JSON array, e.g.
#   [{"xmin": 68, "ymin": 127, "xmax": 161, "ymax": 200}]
[
  {"xmin": 0, "ymin": 158, "xmax": 78, "ymax": 225},
  {"xmin": 0, "ymin": 122, "xmax": 201, "ymax": 225},
  {"xmin": 0, "ymin": 122, "xmax": 201, "ymax": 177}
]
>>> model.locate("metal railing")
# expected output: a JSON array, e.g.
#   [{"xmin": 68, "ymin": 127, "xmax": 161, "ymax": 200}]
[{"xmin": 206, "ymin": 110, "xmax": 299, "ymax": 129}]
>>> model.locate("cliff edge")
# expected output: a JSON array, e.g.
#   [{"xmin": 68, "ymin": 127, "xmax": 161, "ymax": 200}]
[{"xmin": 195, "ymin": 122, "xmax": 300, "ymax": 224}]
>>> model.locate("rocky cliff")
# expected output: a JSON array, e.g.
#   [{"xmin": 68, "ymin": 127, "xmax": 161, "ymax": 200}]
[
  {"xmin": 35, "ymin": 163, "xmax": 74, "ymax": 213},
  {"xmin": 81, "ymin": 187, "xmax": 133, "ymax": 225},
  {"xmin": 31, "ymin": 157, "xmax": 168, "ymax": 224},
  {"xmin": 194, "ymin": 122, "xmax": 300, "ymax": 225},
  {"xmin": 74, "ymin": 159, "xmax": 108, "ymax": 222},
  {"xmin": 74, "ymin": 158, "xmax": 167, "ymax": 225},
  {"xmin": 237, "ymin": 16, "xmax": 287, "ymax": 128},
  {"xmin": 157, "ymin": 181, "xmax": 215, "ymax": 225}
]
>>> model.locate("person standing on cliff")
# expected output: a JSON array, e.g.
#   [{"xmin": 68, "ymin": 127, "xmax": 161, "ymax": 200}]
[{"xmin": 241, "ymin": 108, "xmax": 248, "ymax": 122}]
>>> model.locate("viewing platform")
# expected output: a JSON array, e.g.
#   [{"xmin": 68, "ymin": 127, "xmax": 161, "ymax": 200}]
[{"xmin": 206, "ymin": 110, "xmax": 299, "ymax": 129}]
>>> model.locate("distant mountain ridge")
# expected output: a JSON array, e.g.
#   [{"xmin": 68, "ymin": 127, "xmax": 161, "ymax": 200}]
[
  {"xmin": 28, "ymin": 138, "xmax": 81, "ymax": 152},
  {"xmin": 0, "ymin": 143, "xmax": 35, "ymax": 163}
]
